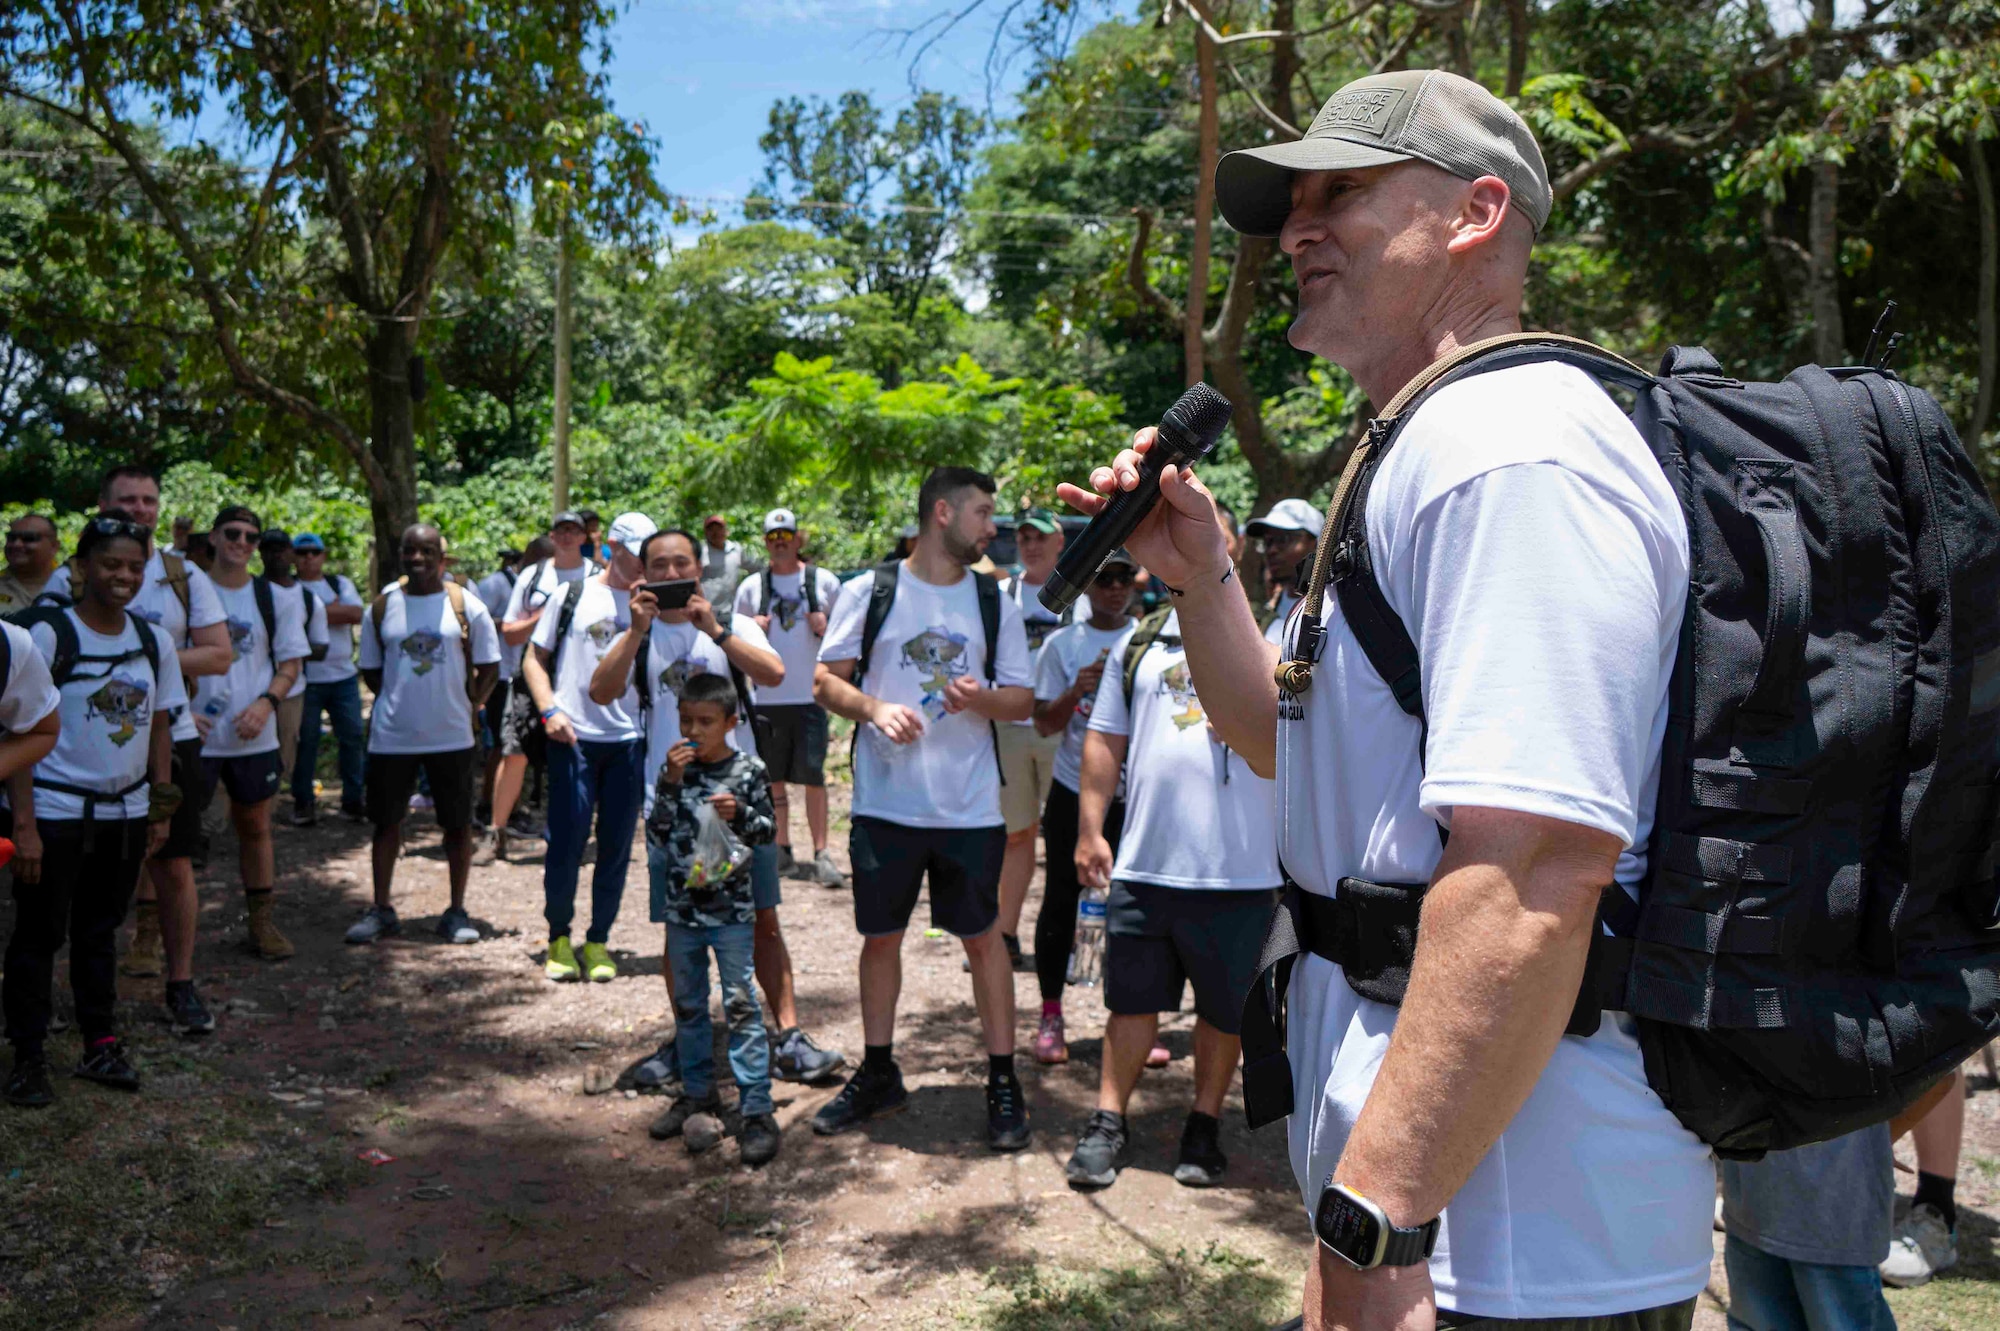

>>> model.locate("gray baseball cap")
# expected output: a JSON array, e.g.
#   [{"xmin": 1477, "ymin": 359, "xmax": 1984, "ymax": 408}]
[{"xmin": 1216, "ymin": 70, "xmax": 1552, "ymax": 238}]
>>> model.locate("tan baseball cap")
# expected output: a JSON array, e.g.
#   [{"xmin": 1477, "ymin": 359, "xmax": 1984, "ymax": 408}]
[{"xmin": 1216, "ymin": 70, "xmax": 1552, "ymax": 238}]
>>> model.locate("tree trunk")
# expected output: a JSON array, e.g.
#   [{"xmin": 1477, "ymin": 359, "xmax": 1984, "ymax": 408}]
[
  {"xmin": 1973, "ymin": 137, "xmax": 1996, "ymax": 452},
  {"xmin": 366, "ymin": 328, "xmax": 421, "ymax": 590},
  {"xmin": 1806, "ymin": 159, "xmax": 1846, "ymax": 364},
  {"xmin": 1504, "ymin": 0, "xmax": 1530, "ymax": 98},
  {"xmin": 1186, "ymin": 17, "xmax": 1218, "ymax": 388},
  {"xmin": 553, "ymin": 211, "xmax": 575, "ymax": 512}
]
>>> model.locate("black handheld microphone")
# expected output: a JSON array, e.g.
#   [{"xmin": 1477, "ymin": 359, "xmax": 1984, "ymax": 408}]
[{"xmin": 1038, "ymin": 381, "xmax": 1234, "ymax": 615}]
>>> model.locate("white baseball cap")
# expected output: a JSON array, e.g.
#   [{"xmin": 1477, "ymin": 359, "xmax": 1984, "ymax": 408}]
[
  {"xmin": 764, "ymin": 507, "xmax": 798, "ymax": 534},
  {"xmin": 1245, "ymin": 497, "xmax": 1325, "ymax": 538},
  {"xmin": 606, "ymin": 511, "xmax": 658, "ymax": 556}
]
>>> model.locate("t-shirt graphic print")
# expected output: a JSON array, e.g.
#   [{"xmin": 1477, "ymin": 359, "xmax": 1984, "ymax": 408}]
[
  {"xmin": 1158, "ymin": 661, "xmax": 1204, "ymax": 730},
  {"xmin": 400, "ymin": 628, "xmax": 448, "ymax": 675},
  {"xmin": 899, "ymin": 624, "xmax": 972, "ymax": 721}
]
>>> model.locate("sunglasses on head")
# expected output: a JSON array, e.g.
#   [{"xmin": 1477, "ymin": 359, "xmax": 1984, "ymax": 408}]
[
  {"xmin": 216, "ymin": 525, "xmax": 260, "ymax": 544},
  {"xmin": 84, "ymin": 515, "xmax": 153, "ymax": 543}
]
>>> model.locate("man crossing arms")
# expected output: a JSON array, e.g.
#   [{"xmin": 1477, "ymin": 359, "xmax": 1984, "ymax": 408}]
[
  {"xmin": 257, "ymin": 530, "xmax": 329, "ymax": 814},
  {"xmin": 291, "ymin": 534, "xmax": 367, "ymax": 824}
]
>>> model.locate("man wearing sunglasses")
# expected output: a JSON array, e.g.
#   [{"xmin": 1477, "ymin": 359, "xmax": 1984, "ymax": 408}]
[
  {"xmin": 192, "ymin": 505, "xmax": 311, "ymax": 961},
  {"xmin": 0, "ymin": 515, "xmax": 61, "ymax": 616}
]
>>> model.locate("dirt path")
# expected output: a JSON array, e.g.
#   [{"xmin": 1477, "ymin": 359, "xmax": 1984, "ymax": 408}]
[{"xmin": 3, "ymin": 777, "xmax": 1996, "ymax": 1329}]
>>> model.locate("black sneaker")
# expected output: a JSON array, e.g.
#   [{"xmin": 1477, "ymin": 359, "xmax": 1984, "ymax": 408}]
[
  {"xmin": 615, "ymin": 1040, "xmax": 682, "ymax": 1095},
  {"xmin": 289, "ymin": 800, "xmax": 317, "ymax": 827},
  {"xmin": 648, "ymin": 1092, "xmax": 720, "ymax": 1140},
  {"xmin": 770, "ymin": 1027, "xmax": 845, "ymax": 1084},
  {"xmin": 987, "ymin": 1073, "xmax": 1031, "ymax": 1152},
  {"xmin": 3, "ymin": 1054, "xmax": 53, "ymax": 1108},
  {"xmin": 1066, "ymin": 1110, "xmax": 1130, "ymax": 1188},
  {"xmin": 739, "ymin": 1112, "xmax": 782, "ymax": 1167},
  {"xmin": 1172, "ymin": 1111, "xmax": 1227, "ymax": 1187},
  {"xmin": 165, "ymin": 981, "xmax": 216, "ymax": 1037},
  {"xmin": 75, "ymin": 1038, "xmax": 140, "ymax": 1091},
  {"xmin": 811, "ymin": 1063, "xmax": 908, "ymax": 1136},
  {"xmin": 340, "ymin": 803, "xmax": 368, "ymax": 823}
]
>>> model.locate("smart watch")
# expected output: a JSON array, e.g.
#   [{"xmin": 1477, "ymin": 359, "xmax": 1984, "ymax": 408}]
[
  {"xmin": 258, "ymin": 692, "xmax": 283, "ymax": 710},
  {"xmin": 1313, "ymin": 1183, "xmax": 1439, "ymax": 1270},
  {"xmin": 711, "ymin": 627, "xmax": 734, "ymax": 648}
]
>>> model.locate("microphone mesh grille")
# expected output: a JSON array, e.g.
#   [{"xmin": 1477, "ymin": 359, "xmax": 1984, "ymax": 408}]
[{"xmin": 1164, "ymin": 381, "xmax": 1236, "ymax": 446}]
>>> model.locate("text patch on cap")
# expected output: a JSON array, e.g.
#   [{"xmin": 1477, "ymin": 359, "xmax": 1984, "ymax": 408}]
[{"xmin": 1311, "ymin": 88, "xmax": 1407, "ymax": 139}]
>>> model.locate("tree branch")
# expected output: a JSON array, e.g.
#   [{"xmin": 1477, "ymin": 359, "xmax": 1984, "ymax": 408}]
[
  {"xmin": 1549, "ymin": 112, "xmax": 1747, "ymax": 204},
  {"xmin": 1126, "ymin": 208, "xmax": 1184, "ymax": 331},
  {"xmin": 1225, "ymin": 59, "xmax": 1303, "ymax": 139}
]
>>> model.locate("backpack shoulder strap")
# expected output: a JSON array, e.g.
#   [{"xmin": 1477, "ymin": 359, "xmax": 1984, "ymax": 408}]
[
  {"xmin": 974, "ymin": 571, "xmax": 1000, "ymax": 685},
  {"xmin": 519, "ymin": 561, "xmax": 546, "ymax": 611},
  {"xmin": 636, "ymin": 629, "xmax": 651, "ymax": 712},
  {"xmin": 802, "ymin": 565, "xmax": 820, "ymax": 615},
  {"xmin": 128, "ymin": 609, "xmax": 162, "ymax": 689},
  {"xmin": 547, "ymin": 576, "xmax": 588, "ymax": 677},
  {"xmin": 158, "ymin": 551, "xmax": 191, "ymax": 622},
  {"xmin": 14, "ymin": 605, "xmax": 79, "ymax": 688},
  {"xmin": 251, "ymin": 575, "xmax": 278, "ymax": 670},
  {"xmin": 444, "ymin": 581, "xmax": 473, "ymax": 691},
  {"xmin": 1123, "ymin": 607, "xmax": 1175, "ymax": 709},
  {"xmin": 761, "ymin": 565, "xmax": 775, "ymax": 614},
  {"xmin": 855, "ymin": 560, "xmax": 901, "ymax": 684}
]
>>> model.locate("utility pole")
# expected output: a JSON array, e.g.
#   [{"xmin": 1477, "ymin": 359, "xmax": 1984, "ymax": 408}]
[
  {"xmin": 552, "ymin": 210, "xmax": 573, "ymax": 512},
  {"xmin": 1186, "ymin": 4, "xmax": 1218, "ymax": 388}
]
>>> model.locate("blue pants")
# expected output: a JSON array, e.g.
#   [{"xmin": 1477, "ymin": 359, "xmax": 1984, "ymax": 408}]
[
  {"xmin": 1724, "ymin": 1235, "xmax": 1894, "ymax": 1331},
  {"xmin": 543, "ymin": 738, "xmax": 644, "ymax": 944},
  {"xmin": 294, "ymin": 676, "xmax": 367, "ymax": 810},
  {"xmin": 666, "ymin": 918, "xmax": 771, "ymax": 1116}
]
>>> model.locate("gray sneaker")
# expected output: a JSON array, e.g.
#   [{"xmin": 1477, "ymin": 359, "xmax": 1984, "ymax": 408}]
[
  {"xmin": 775, "ymin": 844, "xmax": 800, "ymax": 878},
  {"xmin": 436, "ymin": 905, "xmax": 479, "ymax": 945},
  {"xmin": 770, "ymin": 1027, "xmax": 845, "ymax": 1083},
  {"xmin": 344, "ymin": 905, "xmax": 400, "ymax": 945},
  {"xmin": 1881, "ymin": 1202, "xmax": 1957, "ymax": 1287},
  {"xmin": 813, "ymin": 849, "xmax": 846, "ymax": 890}
]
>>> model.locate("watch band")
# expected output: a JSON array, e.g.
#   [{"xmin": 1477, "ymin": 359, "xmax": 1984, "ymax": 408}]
[
  {"xmin": 1314, "ymin": 1182, "xmax": 1440, "ymax": 1269},
  {"xmin": 1377, "ymin": 1215, "xmax": 1440, "ymax": 1267},
  {"xmin": 712, "ymin": 627, "xmax": 734, "ymax": 648}
]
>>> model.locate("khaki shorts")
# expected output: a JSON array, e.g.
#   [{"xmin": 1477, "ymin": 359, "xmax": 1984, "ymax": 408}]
[{"xmin": 996, "ymin": 723, "xmax": 1059, "ymax": 834}]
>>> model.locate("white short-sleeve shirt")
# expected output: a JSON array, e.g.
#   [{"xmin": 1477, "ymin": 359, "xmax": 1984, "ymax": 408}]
[
  {"xmin": 357, "ymin": 587, "xmax": 502, "ymax": 754},
  {"xmin": 530, "ymin": 578, "xmax": 642, "ymax": 744},
  {"xmin": 0, "ymin": 621, "xmax": 60, "ymax": 736},
  {"xmin": 504, "ymin": 559, "xmax": 590, "ymax": 682},
  {"xmin": 301, "ymin": 574, "xmax": 364, "ymax": 685},
  {"xmin": 192, "ymin": 577, "xmax": 312, "ymax": 758},
  {"xmin": 46, "ymin": 551, "xmax": 225, "ymax": 742},
  {"xmin": 1032, "ymin": 618, "xmax": 1134, "ymax": 795},
  {"xmin": 734, "ymin": 566, "xmax": 841, "ymax": 707},
  {"xmin": 11, "ymin": 611, "xmax": 184, "ymax": 820}
]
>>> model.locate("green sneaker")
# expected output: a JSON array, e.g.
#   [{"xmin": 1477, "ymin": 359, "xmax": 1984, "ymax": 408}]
[
  {"xmin": 545, "ymin": 936, "xmax": 580, "ymax": 982},
  {"xmin": 579, "ymin": 941, "xmax": 616, "ymax": 983}
]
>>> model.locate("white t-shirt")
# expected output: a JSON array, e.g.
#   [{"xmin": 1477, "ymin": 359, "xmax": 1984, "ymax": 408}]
[
  {"xmin": 503, "ymin": 559, "xmax": 590, "ymax": 683},
  {"xmin": 0, "ymin": 621, "xmax": 60, "ymax": 735},
  {"xmin": 11, "ymin": 612, "xmax": 184, "ymax": 820},
  {"xmin": 529, "ymin": 578, "xmax": 642, "ymax": 743},
  {"xmin": 819, "ymin": 564, "xmax": 1032, "ymax": 829},
  {"xmin": 1033, "ymin": 618, "xmax": 1135, "ymax": 795},
  {"xmin": 301, "ymin": 575, "xmax": 363, "ymax": 685},
  {"xmin": 1088, "ymin": 610, "xmax": 1280, "ymax": 890},
  {"xmin": 45, "ymin": 551, "xmax": 226, "ymax": 743},
  {"xmin": 192, "ymin": 577, "xmax": 312, "ymax": 758},
  {"xmin": 475, "ymin": 571, "xmax": 516, "ymax": 681},
  {"xmin": 275, "ymin": 582, "xmax": 328, "ymax": 700},
  {"xmin": 734, "ymin": 566, "xmax": 841, "ymax": 707},
  {"xmin": 637, "ymin": 613, "xmax": 771, "ymax": 806},
  {"xmin": 1001, "ymin": 573, "xmax": 1069, "ymax": 727},
  {"xmin": 357, "ymin": 587, "xmax": 502, "ymax": 754},
  {"xmin": 1275, "ymin": 362, "xmax": 1710, "ymax": 1318}
]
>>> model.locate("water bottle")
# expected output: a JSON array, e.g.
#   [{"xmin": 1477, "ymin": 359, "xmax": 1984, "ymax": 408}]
[{"xmin": 1068, "ymin": 885, "xmax": 1108, "ymax": 987}]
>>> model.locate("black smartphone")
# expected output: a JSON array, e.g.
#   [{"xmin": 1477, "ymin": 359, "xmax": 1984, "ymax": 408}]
[{"xmin": 639, "ymin": 579, "xmax": 698, "ymax": 610}]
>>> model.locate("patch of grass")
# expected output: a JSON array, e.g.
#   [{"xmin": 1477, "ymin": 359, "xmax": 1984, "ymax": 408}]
[
  {"xmin": 0, "ymin": 1029, "xmax": 360, "ymax": 1330},
  {"xmin": 975, "ymin": 1241, "xmax": 1293, "ymax": 1331}
]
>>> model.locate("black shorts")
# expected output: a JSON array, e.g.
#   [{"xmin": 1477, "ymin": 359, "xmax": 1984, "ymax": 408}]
[
  {"xmin": 500, "ymin": 678, "xmax": 547, "ymax": 762},
  {"xmin": 481, "ymin": 684, "xmax": 510, "ymax": 750},
  {"xmin": 201, "ymin": 750, "xmax": 284, "ymax": 808},
  {"xmin": 753, "ymin": 703, "xmax": 828, "ymax": 786},
  {"xmin": 848, "ymin": 817, "xmax": 1006, "ymax": 938},
  {"xmin": 366, "ymin": 748, "xmax": 478, "ymax": 830},
  {"xmin": 158, "ymin": 737, "xmax": 211, "ymax": 860},
  {"xmin": 1104, "ymin": 880, "xmax": 1278, "ymax": 1034}
]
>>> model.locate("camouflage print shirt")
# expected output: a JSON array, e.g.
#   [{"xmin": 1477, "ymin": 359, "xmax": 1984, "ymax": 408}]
[{"xmin": 645, "ymin": 749, "xmax": 775, "ymax": 928}]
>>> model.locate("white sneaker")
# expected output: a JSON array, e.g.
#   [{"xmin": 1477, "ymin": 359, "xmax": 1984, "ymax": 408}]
[
  {"xmin": 813, "ymin": 849, "xmax": 846, "ymax": 890},
  {"xmin": 1881, "ymin": 1201, "xmax": 1957, "ymax": 1288}
]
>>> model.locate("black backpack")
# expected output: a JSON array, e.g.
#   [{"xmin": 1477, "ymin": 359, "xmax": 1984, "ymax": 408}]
[
  {"xmin": 758, "ymin": 565, "xmax": 821, "ymax": 619},
  {"xmin": 7, "ymin": 605, "xmax": 165, "ymax": 819},
  {"xmin": 1248, "ymin": 332, "xmax": 2000, "ymax": 1160},
  {"xmin": 856, "ymin": 560, "xmax": 1004, "ymax": 779}
]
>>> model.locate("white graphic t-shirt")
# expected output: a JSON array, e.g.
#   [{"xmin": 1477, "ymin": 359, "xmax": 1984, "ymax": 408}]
[
  {"xmin": 16, "ymin": 611, "xmax": 184, "ymax": 820},
  {"xmin": 191, "ymin": 578, "xmax": 311, "ymax": 758},
  {"xmin": 475, "ymin": 571, "xmax": 516, "ymax": 681},
  {"xmin": 638, "ymin": 613, "xmax": 772, "ymax": 810},
  {"xmin": 279, "ymin": 583, "xmax": 328, "ymax": 700},
  {"xmin": 734, "ymin": 566, "xmax": 841, "ymax": 707},
  {"xmin": 530, "ymin": 578, "xmax": 641, "ymax": 743},
  {"xmin": 301, "ymin": 574, "xmax": 363, "ymax": 685},
  {"xmin": 1001, "ymin": 573, "xmax": 1068, "ymax": 727},
  {"xmin": 358, "ymin": 587, "xmax": 502, "ymax": 755},
  {"xmin": 46, "ymin": 551, "xmax": 225, "ymax": 743},
  {"xmin": 819, "ymin": 564, "xmax": 1031, "ymax": 829},
  {"xmin": 1087, "ymin": 610, "xmax": 1280, "ymax": 890},
  {"xmin": 503, "ymin": 559, "xmax": 590, "ymax": 683},
  {"xmin": 0, "ymin": 621, "xmax": 60, "ymax": 736},
  {"xmin": 1276, "ymin": 362, "xmax": 1711, "ymax": 1318},
  {"xmin": 1032, "ymin": 618, "xmax": 1135, "ymax": 795}
]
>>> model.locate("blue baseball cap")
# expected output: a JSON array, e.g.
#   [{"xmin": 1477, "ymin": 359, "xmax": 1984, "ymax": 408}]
[{"xmin": 292, "ymin": 533, "xmax": 326, "ymax": 552}]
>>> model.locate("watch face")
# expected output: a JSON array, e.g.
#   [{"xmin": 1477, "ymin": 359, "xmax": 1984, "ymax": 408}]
[{"xmin": 1314, "ymin": 1188, "xmax": 1387, "ymax": 1269}]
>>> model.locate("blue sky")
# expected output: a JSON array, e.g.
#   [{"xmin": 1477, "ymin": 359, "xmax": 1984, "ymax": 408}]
[{"xmin": 602, "ymin": 1, "xmax": 1035, "ymax": 218}]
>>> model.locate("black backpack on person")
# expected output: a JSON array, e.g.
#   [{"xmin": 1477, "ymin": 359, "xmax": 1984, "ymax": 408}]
[
  {"xmin": 855, "ymin": 559, "xmax": 1005, "ymax": 780},
  {"xmin": 1247, "ymin": 332, "xmax": 2000, "ymax": 1160},
  {"xmin": 6, "ymin": 604, "xmax": 165, "ymax": 819}
]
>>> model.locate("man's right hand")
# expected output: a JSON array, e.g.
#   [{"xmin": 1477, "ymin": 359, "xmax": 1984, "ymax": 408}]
[
  {"xmin": 543, "ymin": 710, "xmax": 578, "ymax": 746},
  {"xmin": 1056, "ymin": 426, "xmax": 1234, "ymax": 593},
  {"xmin": 11, "ymin": 822, "xmax": 41, "ymax": 884},
  {"xmin": 1073, "ymin": 655, "xmax": 1108, "ymax": 702},
  {"xmin": 629, "ymin": 589, "xmax": 659, "ymax": 635},
  {"xmin": 1076, "ymin": 832, "xmax": 1113, "ymax": 890},
  {"xmin": 870, "ymin": 700, "xmax": 924, "ymax": 745}
]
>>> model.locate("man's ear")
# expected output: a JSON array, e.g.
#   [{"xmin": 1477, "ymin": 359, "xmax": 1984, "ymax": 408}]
[{"xmin": 1444, "ymin": 175, "xmax": 1513, "ymax": 256}]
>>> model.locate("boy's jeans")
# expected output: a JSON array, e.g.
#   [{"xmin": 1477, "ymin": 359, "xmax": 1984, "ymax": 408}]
[
  {"xmin": 1724, "ymin": 1235, "xmax": 1894, "ymax": 1331},
  {"xmin": 666, "ymin": 917, "xmax": 772, "ymax": 1117}
]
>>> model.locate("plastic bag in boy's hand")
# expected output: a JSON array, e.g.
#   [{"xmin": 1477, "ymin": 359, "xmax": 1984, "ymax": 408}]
[{"xmin": 685, "ymin": 801, "xmax": 751, "ymax": 891}]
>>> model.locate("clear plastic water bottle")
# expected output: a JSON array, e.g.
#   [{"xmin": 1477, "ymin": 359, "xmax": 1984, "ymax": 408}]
[{"xmin": 1068, "ymin": 885, "xmax": 1108, "ymax": 987}]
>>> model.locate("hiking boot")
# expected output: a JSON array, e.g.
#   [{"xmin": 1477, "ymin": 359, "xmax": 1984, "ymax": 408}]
[
  {"xmin": 813, "ymin": 849, "xmax": 846, "ymax": 890},
  {"xmin": 507, "ymin": 809, "xmax": 541, "ymax": 838},
  {"xmin": 579, "ymin": 941, "xmax": 616, "ymax": 983},
  {"xmin": 289, "ymin": 800, "xmax": 317, "ymax": 828},
  {"xmin": 3, "ymin": 1054, "xmax": 53, "ymax": 1109},
  {"xmin": 165, "ymin": 980, "xmax": 216, "ymax": 1037},
  {"xmin": 1881, "ymin": 1202, "xmax": 1957, "ymax": 1287},
  {"xmin": 471, "ymin": 830, "xmax": 502, "ymax": 867},
  {"xmin": 75, "ymin": 1038, "xmax": 140, "ymax": 1091},
  {"xmin": 1033, "ymin": 1011, "xmax": 1069, "ymax": 1065},
  {"xmin": 771, "ymin": 1027, "xmax": 845, "ymax": 1084},
  {"xmin": 987, "ymin": 1073, "xmax": 1031, "ymax": 1151},
  {"xmin": 544, "ymin": 937, "xmax": 581, "ymax": 982},
  {"xmin": 649, "ymin": 1092, "xmax": 721, "ymax": 1140},
  {"xmin": 245, "ymin": 895, "xmax": 295, "ymax": 960},
  {"xmin": 739, "ymin": 1112, "xmax": 782, "ymax": 1167},
  {"xmin": 1066, "ymin": 1110, "xmax": 1130, "ymax": 1189},
  {"xmin": 811, "ymin": 1063, "xmax": 908, "ymax": 1136},
  {"xmin": 436, "ymin": 905, "xmax": 479, "ymax": 945},
  {"xmin": 775, "ymin": 844, "xmax": 799, "ymax": 878},
  {"xmin": 1172, "ymin": 1111, "xmax": 1227, "ymax": 1188},
  {"xmin": 345, "ymin": 905, "xmax": 400, "ymax": 945},
  {"xmin": 684, "ymin": 1110, "xmax": 727, "ymax": 1155},
  {"xmin": 615, "ymin": 1040, "xmax": 681, "ymax": 1094},
  {"xmin": 121, "ymin": 902, "xmax": 164, "ymax": 977}
]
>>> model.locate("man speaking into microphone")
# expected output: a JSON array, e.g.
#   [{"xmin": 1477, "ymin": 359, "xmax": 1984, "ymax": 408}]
[{"xmin": 1058, "ymin": 71, "xmax": 1709, "ymax": 1331}]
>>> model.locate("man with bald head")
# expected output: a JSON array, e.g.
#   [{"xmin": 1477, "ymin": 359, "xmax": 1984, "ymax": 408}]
[
  {"xmin": 348, "ymin": 524, "xmax": 502, "ymax": 945},
  {"xmin": 1062, "ymin": 71, "xmax": 1707, "ymax": 1331}
]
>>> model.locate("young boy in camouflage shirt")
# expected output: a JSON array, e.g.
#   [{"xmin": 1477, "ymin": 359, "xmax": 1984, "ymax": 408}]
[{"xmin": 642, "ymin": 673, "xmax": 781, "ymax": 1166}]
